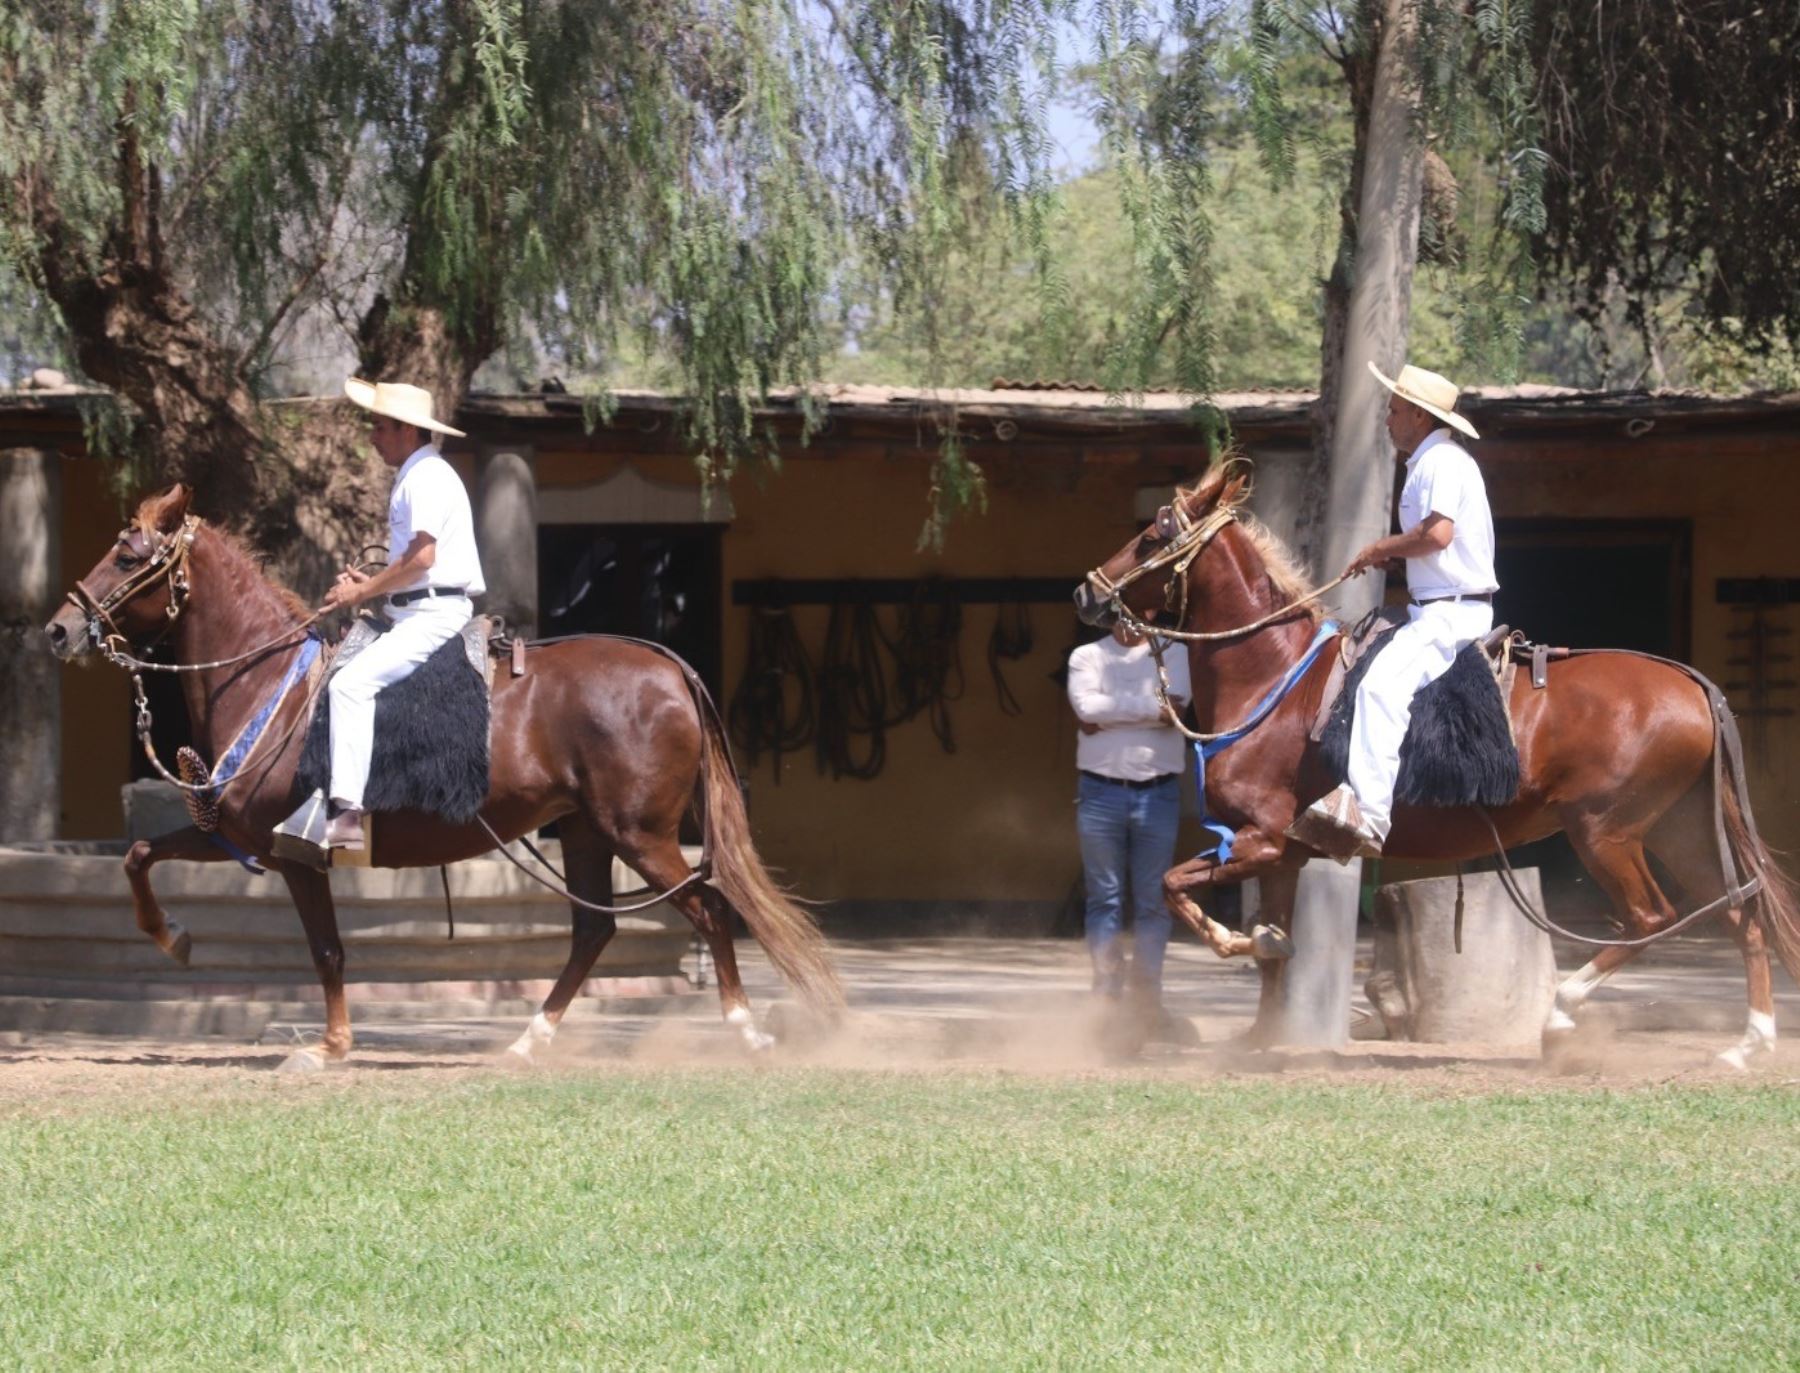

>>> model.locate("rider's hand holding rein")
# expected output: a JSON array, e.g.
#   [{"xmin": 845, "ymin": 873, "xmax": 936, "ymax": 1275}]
[
  {"xmin": 1343, "ymin": 512, "xmax": 1456, "ymax": 581},
  {"xmin": 317, "ymin": 532, "xmax": 438, "ymax": 614}
]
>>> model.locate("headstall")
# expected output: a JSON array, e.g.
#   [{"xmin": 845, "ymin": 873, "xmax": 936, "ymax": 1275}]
[{"xmin": 65, "ymin": 515, "xmax": 200, "ymax": 657}]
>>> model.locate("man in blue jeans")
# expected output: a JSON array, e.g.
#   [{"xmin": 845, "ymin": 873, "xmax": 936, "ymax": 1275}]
[{"xmin": 1067, "ymin": 618, "xmax": 1191, "ymax": 1032}]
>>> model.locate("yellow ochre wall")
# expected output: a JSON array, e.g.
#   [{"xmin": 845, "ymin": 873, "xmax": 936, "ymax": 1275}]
[{"xmin": 536, "ymin": 443, "xmax": 1167, "ymax": 907}]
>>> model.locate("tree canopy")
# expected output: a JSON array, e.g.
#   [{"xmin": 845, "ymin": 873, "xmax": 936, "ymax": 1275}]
[{"xmin": 4, "ymin": 2, "xmax": 1799, "ymax": 569}]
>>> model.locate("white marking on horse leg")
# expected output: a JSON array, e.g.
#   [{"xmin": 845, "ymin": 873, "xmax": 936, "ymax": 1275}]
[
  {"xmin": 505, "ymin": 1011, "xmax": 557, "ymax": 1065},
  {"xmin": 1547, "ymin": 958, "xmax": 1614, "ymax": 1033},
  {"xmin": 727, "ymin": 1004, "xmax": 775, "ymax": 1052},
  {"xmin": 1717, "ymin": 1009, "xmax": 1777, "ymax": 1072}
]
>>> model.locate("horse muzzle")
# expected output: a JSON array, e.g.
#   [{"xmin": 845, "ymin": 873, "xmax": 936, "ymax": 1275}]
[
  {"xmin": 1072, "ymin": 579, "xmax": 1117, "ymax": 629},
  {"xmin": 44, "ymin": 606, "xmax": 94, "ymax": 661}
]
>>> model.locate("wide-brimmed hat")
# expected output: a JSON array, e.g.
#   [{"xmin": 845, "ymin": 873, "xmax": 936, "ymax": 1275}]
[
  {"xmin": 1367, "ymin": 360, "xmax": 1478, "ymax": 440},
  {"xmin": 342, "ymin": 378, "xmax": 466, "ymax": 438}
]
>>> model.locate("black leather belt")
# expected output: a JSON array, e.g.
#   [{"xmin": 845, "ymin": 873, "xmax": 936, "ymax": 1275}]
[
  {"xmin": 1080, "ymin": 770, "xmax": 1178, "ymax": 790},
  {"xmin": 390, "ymin": 586, "xmax": 468, "ymax": 606},
  {"xmin": 1413, "ymin": 591, "xmax": 1493, "ymax": 605}
]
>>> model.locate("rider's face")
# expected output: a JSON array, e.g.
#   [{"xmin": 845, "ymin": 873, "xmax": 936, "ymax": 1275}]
[
  {"xmin": 369, "ymin": 415, "xmax": 422, "ymax": 466},
  {"xmin": 1385, "ymin": 394, "xmax": 1437, "ymax": 456}
]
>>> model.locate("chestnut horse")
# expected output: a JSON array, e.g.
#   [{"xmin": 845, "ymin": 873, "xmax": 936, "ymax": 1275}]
[
  {"xmin": 1075, "ymin": 463, "xmax": 1800, "ymax": 1068},
  {"xmin": 47, "ymin": 485, "xmax": 841, "ymax": 1071}
]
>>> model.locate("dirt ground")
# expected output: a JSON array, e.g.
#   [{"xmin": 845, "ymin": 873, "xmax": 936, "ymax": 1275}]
[{"xmin": 3, "ymin": 935, "xmax": 1796, "ymax": 1105}]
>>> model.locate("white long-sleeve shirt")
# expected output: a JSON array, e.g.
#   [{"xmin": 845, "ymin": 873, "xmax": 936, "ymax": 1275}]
[
  {"xmin": 388, "ymin": 444, "xmax": 486, "ymax": 597},
  {"xmin": 1067, "ymin": 636, "xmax": 1191, "ymax": 780}
]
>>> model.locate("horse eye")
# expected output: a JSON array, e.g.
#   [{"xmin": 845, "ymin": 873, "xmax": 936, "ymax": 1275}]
[{"xmin": 1155, "ymin": 506, "xmax": 1179, "ymax": 540}]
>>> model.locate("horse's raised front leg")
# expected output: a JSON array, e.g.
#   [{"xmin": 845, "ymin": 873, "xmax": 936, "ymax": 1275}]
[
  {"xmin": 1162, "ymin": 826, "xmax": 1298, "ymax": 962},
  {"xmin": 277, "ymin": 862, "xmax": 352, "ymax": 1072},
  {"xmin": 506, "ymin": 818, "xmax": 617, "ymax": 1066},
  {"xmin": 123, "ymin": 825, "xmax": 230, "ymax": 967}
]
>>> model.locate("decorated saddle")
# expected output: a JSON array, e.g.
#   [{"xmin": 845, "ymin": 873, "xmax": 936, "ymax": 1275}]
[
  {"xmin": 1311, "ymin": 610, "xmax": 1522, "ymax": 809},
  {"xmin": 290, "ymin": 614, "xmax": 498, "ymax": 825}
]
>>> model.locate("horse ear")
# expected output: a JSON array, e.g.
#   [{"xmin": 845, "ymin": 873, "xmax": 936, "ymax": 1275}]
[{"xmin": 144, "ymin": 483, "xmax": 192, "ymax": 533}]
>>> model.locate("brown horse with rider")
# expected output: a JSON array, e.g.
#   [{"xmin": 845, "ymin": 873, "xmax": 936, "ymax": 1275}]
[{"xmin": 1076, "ymin": 461, "xmax": 1800, "ymax": 1067}]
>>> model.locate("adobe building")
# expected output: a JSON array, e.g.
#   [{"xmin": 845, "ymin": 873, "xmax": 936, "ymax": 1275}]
[{"xmin": 4, "ymin": 380, "xmax": 1798, "ymax": 929}]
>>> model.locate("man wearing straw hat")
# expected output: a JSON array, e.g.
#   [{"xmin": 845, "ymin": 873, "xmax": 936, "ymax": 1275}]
[
  {"xmin": 314, "ymin": 379, "xmax": 486, "ymax": 853},
  {"xmin": 1289, "ymin": 360, "xmax": 1496, "ymax": 862}
]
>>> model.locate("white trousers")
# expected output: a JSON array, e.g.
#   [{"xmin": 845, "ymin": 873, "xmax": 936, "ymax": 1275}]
[
  {"xmin": 1347, "ymin": 598, "xmax": 1494, "ymax": 837},
  {"xmin": 327, "ymin": 597, "xmax": 470, "ymax": 810}
]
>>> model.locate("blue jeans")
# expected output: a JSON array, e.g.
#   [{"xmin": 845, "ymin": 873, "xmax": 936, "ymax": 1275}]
[{"xmin": 1076, "ymin": 772, "xmax": 1181, "ymax": 996}]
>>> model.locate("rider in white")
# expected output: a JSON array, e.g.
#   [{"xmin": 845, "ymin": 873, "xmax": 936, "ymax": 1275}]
[
  {"xmin": 1291, "ymin": 361, "xmax": 1496, "ymax": 862},
  {"xmin": 317, "ymin": 379, "xmax": 486, "ymax": 852}
]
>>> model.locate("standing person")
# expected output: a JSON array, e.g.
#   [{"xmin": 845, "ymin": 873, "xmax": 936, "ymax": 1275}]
[
  {"xmin": 316, "ymin": 379, "xmax": 486, "ymax": 853},
  {"xmin": 1289, "ymin": 360, "xmax": 1496, "ymax": 861},
  {"xmin": 1067, "ymin": 616, "xmax": 1191, "ymax": 1024}
]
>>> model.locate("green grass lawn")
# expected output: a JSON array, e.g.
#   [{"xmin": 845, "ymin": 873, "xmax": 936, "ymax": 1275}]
[{"xmin": 1, "ymin": 1070, "xmax": 1795, "ymax": 1370}]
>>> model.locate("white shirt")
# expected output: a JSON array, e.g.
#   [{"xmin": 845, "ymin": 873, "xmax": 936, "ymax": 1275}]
[
  {"xmin": 388, "ymin": 444, "xmax": 486, "ymax": 597},
  {"xmin": 1399, "ymin": 428, "xmax": 1497, "ymax": 599},
  {"xmin": 1067, "ymin": 636, "xmax": 1191, "ymax": 781}
]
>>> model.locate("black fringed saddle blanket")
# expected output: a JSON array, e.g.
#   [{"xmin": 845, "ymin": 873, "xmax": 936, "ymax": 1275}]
[
  {"xmin": 1315, "ymin": 634, "xmax": 1520, "ymax": 808},
  {"xmin": 293, "ymin": 627, "xmax": 491, "ymax": 823}
]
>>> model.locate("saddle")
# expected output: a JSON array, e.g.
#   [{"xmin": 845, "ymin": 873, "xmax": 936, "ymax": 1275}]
[
  {"xmin": 1308, "ymin": 609, "xmax": 1565, "ymax": 809},
  {"xmin": 289, "ymin": 612, "xmax": 503, "ymax": 828}
]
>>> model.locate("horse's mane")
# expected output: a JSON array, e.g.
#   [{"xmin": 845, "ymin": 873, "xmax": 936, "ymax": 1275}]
[
  {"xmin": 131, "ymin": 498, "xmax": 311, "ymax": 623},
  {"xmin": 1178, "ymin": 458, "xmax": 1324, "ymax": 625}
]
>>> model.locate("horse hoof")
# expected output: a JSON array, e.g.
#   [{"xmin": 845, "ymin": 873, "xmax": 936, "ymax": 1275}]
[
  {"xmin": 744, "ymin": 1028, "xmax": 777, "ymax": 1052},
  {"xmin": 159, "ymin": 922, "xmax": 192, "ymax": 968},
  {"xmin": 1250, "ymin": 924, "xmax": 1295, "ymax": 960},
  {"xmin": 1716, "ymin": 1046, "xmax": 1752, "ymax": 1073},
  {"xmin": 276, "ymin": 1047, "xmax": 327, "ymax": 1075},
  {"xmin": 501, "ymin": 1043, "xmax": 541, "ymax": 1070}
]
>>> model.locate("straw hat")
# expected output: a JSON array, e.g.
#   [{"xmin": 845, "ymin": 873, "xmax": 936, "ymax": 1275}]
[
  {"xmin": 342, "ymin": 378, "xmax": 466, "ymax": 438},
  {"xmin": 1367, "ymin": 360, "xmax": 1478, "ymax": 440}
]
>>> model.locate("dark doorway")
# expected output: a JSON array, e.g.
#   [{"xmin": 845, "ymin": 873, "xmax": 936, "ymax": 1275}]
[
  {"xmin": 537, "ymin": 523, "xmax": 723, "ymax": 695},
  {"xmin": 1495, "ymin": 519, "xmax": 1690, "ymax": 660},
  {"xmin": 1492, "ymin": 519, "xmax": 1692, "ymax": 918}
]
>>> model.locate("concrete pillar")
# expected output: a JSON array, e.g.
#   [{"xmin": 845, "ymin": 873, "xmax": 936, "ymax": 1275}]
[
  {"xmin": 1371, "ymin": 869, "xmax": 1556, "ymax": 1043},
  {"xmin": 474, "ymin": 445, "xmax": 538, "ymax": 638},
  {"xmin": 0, "ymin": 448, "xmax": 62, "ymax": 840},
  {"xmin": 1245, "ymin": 859, "xmax": 1363, "ymax": 1047}
]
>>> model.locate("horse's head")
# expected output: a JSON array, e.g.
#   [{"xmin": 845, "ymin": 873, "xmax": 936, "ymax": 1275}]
[
  {"xmin": 47, "ymin": 484, "xmax": 199, "ymax": 661},
  {"xmin": 1073, "ymin": 462, "xmax": 1250, "ymax": 631}
]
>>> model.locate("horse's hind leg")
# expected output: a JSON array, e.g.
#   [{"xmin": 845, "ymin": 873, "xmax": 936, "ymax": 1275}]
[
  {"xmin": 124, "ymin": 825, "xmax": 230, "ymax": 966},
  {"xmin": 276, "ymin": 863, "xmax": 352, "ymax": 1072},
  {"xmin": 506, "ymin": 819, "xmax": 616, "ymax": 1066},
  {"xmin": 1647, "ymin": 801, "xmax": 1774, "ymax": 1070},
  {"xmin": 1544, "ymin": 822, "xmax": 1679, "ymax": 1049},
  {"xmin": 621, "ymin": 835, "xmax": 772, "ymax": 1052}
]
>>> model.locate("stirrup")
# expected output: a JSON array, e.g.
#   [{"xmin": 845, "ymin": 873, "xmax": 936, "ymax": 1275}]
[{"xmin": 272, "ymin": 789, "xmax": 332, "ymax": 871}]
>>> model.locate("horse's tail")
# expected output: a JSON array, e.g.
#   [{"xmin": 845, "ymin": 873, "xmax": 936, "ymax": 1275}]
[
  {"xmin": 1723, "ymin": 790, "xmax": 1800, "ymax": 986},
  {"xmin": 692, "ymin": 679, "xmax": 846, "ymax": 1015},
  {"xmin": 1714, "ymin": 702, "xmax": 1800, "ymax": 985}
]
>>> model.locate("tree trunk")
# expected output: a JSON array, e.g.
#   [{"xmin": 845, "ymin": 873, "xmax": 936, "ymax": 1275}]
[{"xmin": 1294, "ymin": 0, "xmax": 1426, "ymax": 616}]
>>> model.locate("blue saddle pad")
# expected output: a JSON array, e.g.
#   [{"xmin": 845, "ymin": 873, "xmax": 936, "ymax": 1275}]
[
  {"xmin": 292, "ymin": 631, "xmax": 490, "ymax": 823},
  {"xmin": 1315, "ymin": 637, "xmax": 1519, "ymax": 808}
]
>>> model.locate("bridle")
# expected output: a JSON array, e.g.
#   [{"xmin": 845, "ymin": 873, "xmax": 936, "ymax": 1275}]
[
  {"xmin": 1085, "ymin": 500, "xmax": 1239, "ymax": 639},
  {"xmin": 1082, "ymin": 488, "xmax": 1352, "ymax": 742},
  {"xmin": 1084, "ymin": 494, "xmax": 1350, "ymax": 646},
  {"xmin": 64, "ymin": 514, "xmax": 326, "ymax": 796},
  {"xmin": 65, "ymin": 516, "xmax": 201, "ymax": 656}
]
